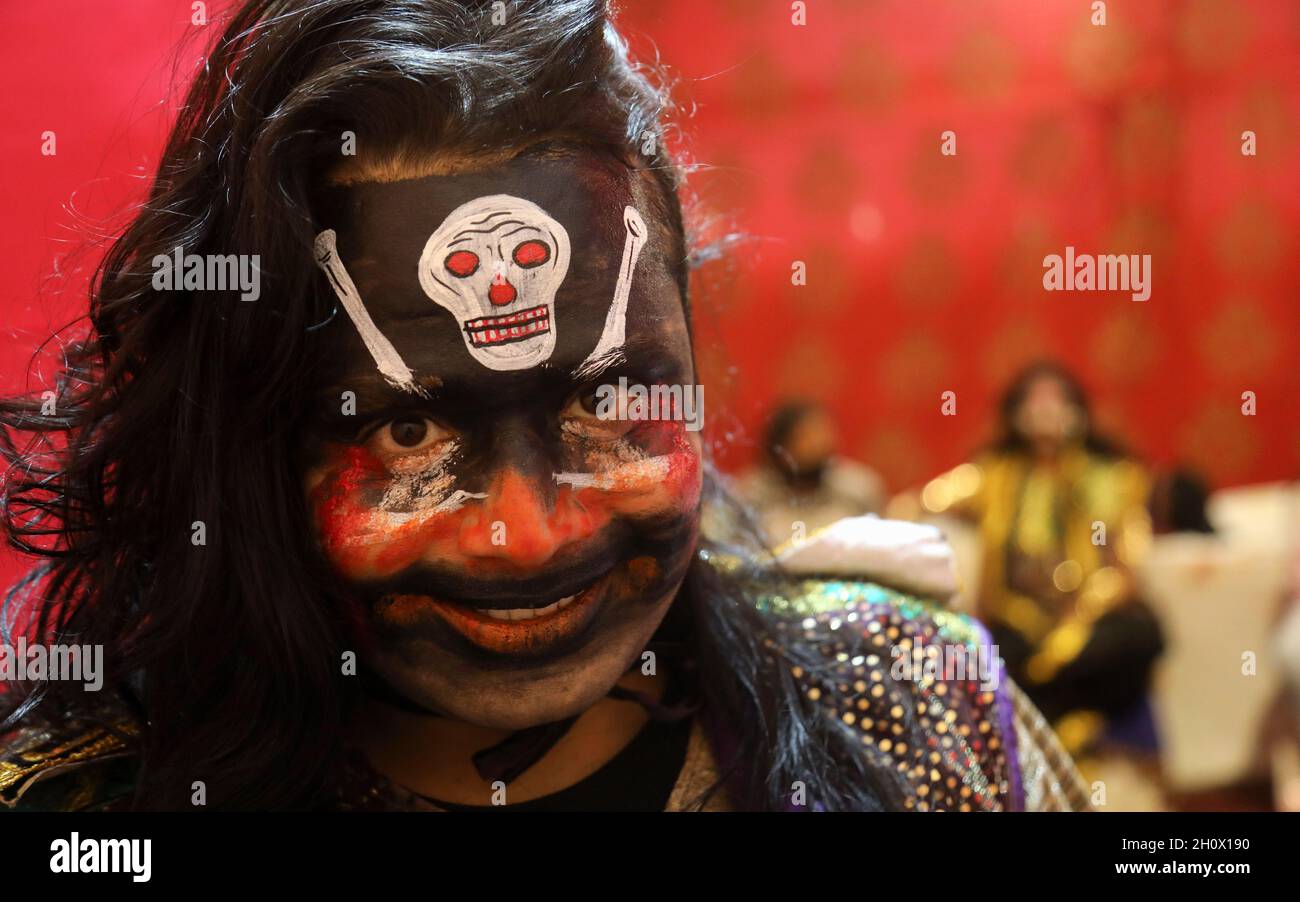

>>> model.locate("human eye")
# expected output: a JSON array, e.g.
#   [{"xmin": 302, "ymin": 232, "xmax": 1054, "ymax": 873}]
[
  {"xmin": 559, "ymin": 384, "xmax": 636, "ymax": 441},
  {"xmin": 364, "ymin": 416, "xmax": 456, "ymax": 458}
]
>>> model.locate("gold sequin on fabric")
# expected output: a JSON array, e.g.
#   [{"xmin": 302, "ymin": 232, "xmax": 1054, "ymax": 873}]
[{"xmin": 755, "ymin": 578, "xmax": 1012, "ymax": 811}]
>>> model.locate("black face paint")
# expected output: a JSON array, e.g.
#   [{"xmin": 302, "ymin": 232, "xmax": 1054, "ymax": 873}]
[{"xmin": 302, "ymin": 150, "xmax": 703, "ymax": 732}]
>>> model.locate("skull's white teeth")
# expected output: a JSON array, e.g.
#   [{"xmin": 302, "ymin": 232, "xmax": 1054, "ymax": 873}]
[
  {"xmin": 467, "ymin": 314, "xmax": 550, "ymax": 347},
  {"xmin": 480, "ymin": 593, "xmax": 579, "ymax": 621}
]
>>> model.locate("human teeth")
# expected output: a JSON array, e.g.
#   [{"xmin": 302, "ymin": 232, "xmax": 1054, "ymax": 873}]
[{"xmin": 480, "ymin": 592, "xmax": 582, "ymax": 621}]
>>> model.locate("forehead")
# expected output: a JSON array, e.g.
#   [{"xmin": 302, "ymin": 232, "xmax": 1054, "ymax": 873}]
[
  {"xmin": 1024, "ymin": 376, "xmax": 1070, "ymax": 402},
  {"xmin": 314, "ymin": 152, "xmax": 687, "ymax": 389}
]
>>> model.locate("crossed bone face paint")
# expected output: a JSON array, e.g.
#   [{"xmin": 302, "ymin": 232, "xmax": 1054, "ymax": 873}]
[{"xmin": 304, "ymin": 151, "xmax": 701, "ymax": 731}]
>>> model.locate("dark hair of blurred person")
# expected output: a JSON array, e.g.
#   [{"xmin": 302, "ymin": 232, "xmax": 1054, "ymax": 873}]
[
  {"xmin": 993, "ymin": 360, "xmax": 1124, "ymax": 460},
  {"xmin": 1149, "ymin": 469, "xmax": 1216, "ymax": 535}
]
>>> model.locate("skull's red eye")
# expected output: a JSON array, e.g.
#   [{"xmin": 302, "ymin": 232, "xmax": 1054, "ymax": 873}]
[
  {"xmin": 444, "ymin": 250, "xmax": 479, "ymax": 278},
  {"xmin": 512, "ymin": 240, "xmax": 550, "ymax": 268}
]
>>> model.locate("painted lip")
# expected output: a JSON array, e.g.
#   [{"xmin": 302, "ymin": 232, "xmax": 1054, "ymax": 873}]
[
  {"xmin": 379, "ymin": 574, "xmax": 608, "ymax": 656},
  {"xmin": 463, "ymin": 304, "xmax": 550, "ymax": 347}
]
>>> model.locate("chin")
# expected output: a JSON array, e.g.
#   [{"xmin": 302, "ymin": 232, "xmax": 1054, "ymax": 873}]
[{"xmin": 366, "ymin": 586, "xmax": 677, "ymax": 731}]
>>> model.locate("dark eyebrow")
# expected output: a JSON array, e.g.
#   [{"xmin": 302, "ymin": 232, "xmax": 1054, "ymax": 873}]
[
  {"xmin": 312, "ymin": 334, "xmax": 687, "ymax": 426},
  {"xmin": 314, "ymin": 369, "xmax": 442, "ymax": 412},
  {"xmin": 564, "ymin": 338, "xmax": 685, "ymax": 388}
]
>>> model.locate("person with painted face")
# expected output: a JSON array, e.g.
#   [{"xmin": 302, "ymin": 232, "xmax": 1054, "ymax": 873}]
[
  {"xmin": 918, "ymin": 362, "xmax": 1163, "ymax": 759},
  {"xmin": 0, "ymin": 1, "xmax": 1085, "ymax": 812}
]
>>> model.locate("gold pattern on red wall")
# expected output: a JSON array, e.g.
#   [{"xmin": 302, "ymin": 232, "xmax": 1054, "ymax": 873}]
[
  {"xmin": 877, "ymin": 333, "xmax": 953, "ymax": 404},
  {"xmin": 1092, "ymin": 308, "xmax": 1162, "ymax": 386},
  {"xmin": 1113, "ymin": 96, "xmax": 1182, "ymax": 181},
  {"xmin": 1104, "ymin": 208, "xmax": 1175, "ymax": 261},
  {"xmin": 793, "ymin": 140, "xmax": 863, "ymax": 218},
  {"xmin": 1197, "ymin": 301, "xmax": 1283, "ymax": 379},
  {"xmin": 794, "ymin": 246, "xmax": 852, "ymax": 315},
  {"xmin": 730, "ymin": 46, "xmax": 794, "ymax": 121},
  {"xmin": 1214, "ymin": 199, "xmax": 1289, "ymax": 275},
  {"xmin": 1177, "ymin": 0, "xmax": 1252, "ymax": 72},
  {"xmin": 999, "ymin": 217, "xmax": 1065, "ymax": 303},
  {"xmin": 837, "ymin": 40, "xmax": 903, "ymax": 113},
  {"xmin": 695, "ymin": 146, "xmax": 760, "ymax": 219},
  {"xmin": 892, "ymin": 235, "xmax": 959, "ymax": 309},
  {"xmin": 908, "ymin": 131, "xmax": 967, "ymax": 204},
  {"xmin": 1236, "ymin": 84, "xmax": 1297, "ymax": 163},
  {"xmin": 1012, "ymin": 117, "xmax": 1080, "ymax": 189},
  {"xmin": 858, "ymin": 425, "xmax": 934, "ymax": 492},
  {"xmin": 980, "ymin": 318, "xmax": 1053, "ymax": 389},
  {"xmin": 948, "ymin": 29, "xmax": 1019, "ymax": 105},
  {"xmin": 777, "ymin": 336, "xmax": 849, "ymax": 401},
  {"xmin": 1065, "ymin": 14, "xmax": 1141, "ymax": 97},
  {"xmin": 1179, "ymin": 404, "xmax": 1259, "ymax": 481}
]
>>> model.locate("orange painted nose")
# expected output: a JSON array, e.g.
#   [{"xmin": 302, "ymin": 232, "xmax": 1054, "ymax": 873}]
[
  {"xmin": 488, "ymin": 279, "xmax": 517, "ymax": 306},
  {"xmin": 458, "ymin": 470, "xmax": 599, "ymax": 568}
]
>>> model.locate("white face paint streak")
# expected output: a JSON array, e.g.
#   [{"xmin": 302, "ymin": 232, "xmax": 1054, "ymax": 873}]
[
  {"xmin": 378, "ymin": 442, "xmax": 458, "ymax": 513},
  {"xmin": 340, "ymin": 442, "xmax": 488, "ymax": 546},
  {"xmin": 556, "ymin": 421, "xmax": 664, "ymax": 489},
  {"xmin": 576, "ymin": 206, "xmax": 647, "ymax": 379},
  {"xmin": 418, "ymin": 195, "xmax": 571, "ymax": 371},
  {"xmin": 368, "ymin": 490, "xmax": 490, "ymax": 532},
  {"xmin": 554, "ymin": 456, "xmax": 671, "ymax": 491},
  {"xmin": 313, "ymin": 230, "xmax": 424, "ymax": 395},
  {"xmin": 341, "ymin": 490, "xmax": 490, "ymax": 548}
]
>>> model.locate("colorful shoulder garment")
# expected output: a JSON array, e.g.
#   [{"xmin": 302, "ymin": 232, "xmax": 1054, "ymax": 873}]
[{"xmin": 679, "ymin": 560, "xmax": 1091, "ymax": 811}]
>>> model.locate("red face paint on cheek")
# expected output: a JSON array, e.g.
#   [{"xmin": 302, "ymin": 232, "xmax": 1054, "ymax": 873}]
[
  {"xmin": 563, "ymin": 420, "xmax": 702, "ymax": 518},
  {"xmin": 312, "ymin": 445, "xmax": 385, "ymax": 569},
  {"xmin": 312, "ymin": 447, "xmax": 621, "ymax": 581},
  {"xmin": 311, "ymin": 445, "xmax": 470, "ymax": 580}
]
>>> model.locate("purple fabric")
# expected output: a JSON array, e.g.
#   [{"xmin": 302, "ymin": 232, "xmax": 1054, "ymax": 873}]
[
  {"xmin": 1102, "ymin": 695, "xmax": 1161, "ymax": 753},
  {"xmin": 973, "ymin": 617, "xmax": 1024, "ymax": 811}
]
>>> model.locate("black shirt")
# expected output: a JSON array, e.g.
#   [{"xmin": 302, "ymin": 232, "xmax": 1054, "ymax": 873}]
[{"xmin": 418, "ymin": 714, "xmax": 694, "ymax": 812}]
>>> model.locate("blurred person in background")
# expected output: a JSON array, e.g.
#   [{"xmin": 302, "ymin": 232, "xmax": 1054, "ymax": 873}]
[
  {"xmin": 1149, "ymin": 469, "xmax": 1216, "ymax": 536},
  {"xmin": 735, "ymin": 400, "xmax": 885, "ymax": 550},
  {"xmin": 1140, "ymin": 467, "xmax": 1224, "ymax": 594},
  {"xmin": 914, "ymin": 362, "xmax": 1163, "ymax": 758}
]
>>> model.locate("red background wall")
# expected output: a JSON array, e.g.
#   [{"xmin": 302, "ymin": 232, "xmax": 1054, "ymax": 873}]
[{"xmin": 2, "ymin": 1, "xmax": 1298, "ymax": 587}]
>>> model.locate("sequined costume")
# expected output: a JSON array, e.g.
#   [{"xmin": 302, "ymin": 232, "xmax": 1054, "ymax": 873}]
[
  {"xmin": 921, "ymin": 448, "xmax": 1161, "ymax": 754},
  {"xmin": 2, "ymin": 524, "xmax": 1089, "ymax": 811}
]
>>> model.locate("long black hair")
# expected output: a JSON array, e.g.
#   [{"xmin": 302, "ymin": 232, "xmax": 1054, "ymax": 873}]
[
  {"xmin": 1, "ymin": 0, "xmax": 902, "ymax": 811},
  {"xmin": 992, "ymin": 360, "xmax": 1125, "ymax": 458}
]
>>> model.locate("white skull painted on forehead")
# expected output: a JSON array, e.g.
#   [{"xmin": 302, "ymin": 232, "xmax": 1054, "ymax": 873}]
[
  {"xmin": 314, "ymin": 195, "xmax": 645, "ymax": 390},
  {"xmin": 417, "ymin": 194, "xmax": 570, "ymax": 370}
]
